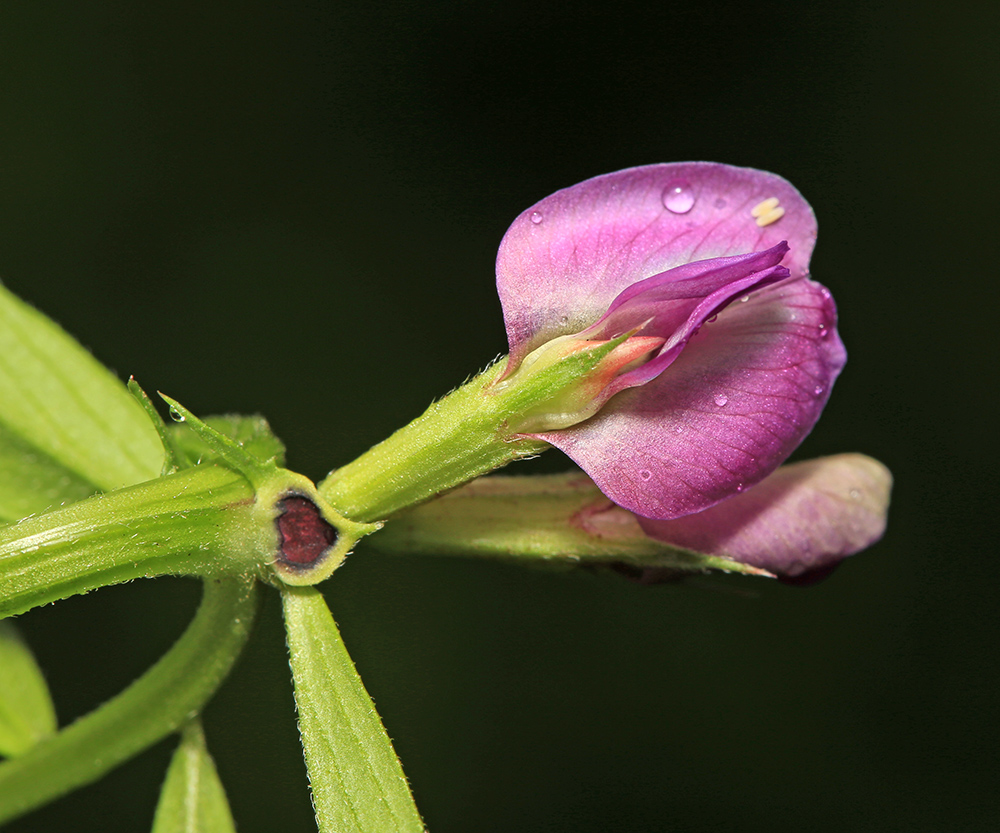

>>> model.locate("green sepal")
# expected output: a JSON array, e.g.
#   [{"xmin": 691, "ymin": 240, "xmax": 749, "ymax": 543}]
[
  {"xmin": 151, "ymin": 720, "xmax": 238, "ymax": 833},
  {"xmin": 282, "ymin": 587, "xmax": 424, "ymax": 833},
  {"xmin": 371, "ymin": 472, "xmax": 775, "ymax": 577},
  {"xmin": 0, "ymin": 622, "xmax": 57, "ymax": 758},
  {"xmin": 321, "ymin": 336, "xmax": 642, "ymax": 524}
]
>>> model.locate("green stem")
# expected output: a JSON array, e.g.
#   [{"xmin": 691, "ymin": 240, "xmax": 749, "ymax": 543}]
[
  {"xmin": 318, "ymin": 362, "xmax": 548, "ymax": 523},
  {"xmin": 0, "ymin": 465, "xmax": 257, "ymax": 619},
  {"xmin": 0, "ymin": 575, "xmax": 259, "ymax": 826}
]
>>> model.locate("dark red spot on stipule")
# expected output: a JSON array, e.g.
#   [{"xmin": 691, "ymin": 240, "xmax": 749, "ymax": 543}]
[{"xmin": 276, "ymin": 495, "xmax": 338, "ymax": 567}]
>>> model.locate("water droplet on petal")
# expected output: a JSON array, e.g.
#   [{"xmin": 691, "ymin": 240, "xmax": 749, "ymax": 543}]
[
  {"xmin": 639, "ymin": 469, "xmax": 652, "ymax": 481},
  {"xmin": 661, "ymin": 180, "xmax": 695, "ymax": 214},
  {"xmin": 740, "ymin": 295, "xmax": 750, "ymax": 303},
  {"xmin": 819, "ymin": 323, "xmax": 831, "ymax": 338},
  {"xmin": 530, "ymin": 210, "xmax": 544, "ymax": 225},
  {"xmin": 706, "ymin": 314, "xmax": 718, "ymax": 323},
  {"xmin": 814, "ymin": 384, "xmax": 825, "ymax": 395},
  {"xmin": 849, "ymin": 488, "xmax": 861, "ymax": 500},
  {"xmin": 169, "ymin": 407, "xmax": 185, "ymax": 423},
  {"xmin": 714, "ymin": 197, "xmax": 727, "ymax": 209},
  {"xmin": 713, "ymin": 393, "xmax": 728, "ymax": 407},
  {"xmin": 736, "ymin": 483, "xmax": 745, "ymax": 493}
]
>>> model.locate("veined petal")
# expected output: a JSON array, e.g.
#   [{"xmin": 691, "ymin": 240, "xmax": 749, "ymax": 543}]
[
  {"xmin": 528, "ymin": 277, "xmax": 846, "ymax": 519},
  {"xmin": 635, "ymin": 454, "xmax": 892, "ymax": 577},
  {"xmin": 497, "ymin": 163, "xmax": 817, "ymax": 368}
]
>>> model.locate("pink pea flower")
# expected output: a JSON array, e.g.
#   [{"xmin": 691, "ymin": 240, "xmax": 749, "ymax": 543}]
[
  {"xmin": 492, "ymin": 162, "xmax": 890, "ymax": 577},
  {"xmin": 496, "ymin": 163, "xmax": 852, "ymax": 522}
]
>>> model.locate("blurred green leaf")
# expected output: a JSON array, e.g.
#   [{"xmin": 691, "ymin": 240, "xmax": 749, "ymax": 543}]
[
  {"xmin": 0, "ymin": 621, "xmax": 57, "ymax": 758},
  {"xmin": 0, "ymin": 283, "xmax": 163, "ymax": 520},
  {"xmin": 282, "ymin": 587, "xmax": 424, "ymax": 833},
  {"xmin": 167, "ymin": 414, "xmax": 286, "ymax": 470},
  {"xmin": 151, "ymin": 721, "xmax": 237, "ymax": 833}
]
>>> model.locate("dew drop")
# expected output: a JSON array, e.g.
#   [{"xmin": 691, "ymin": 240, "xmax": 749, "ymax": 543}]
[
  {"xmin": 714, "ymin": 197, "xmax": 727, "ymax": 209},
  {"xmin": 819, "ymin": 324, "xmax": 830, "ymax": 338},
  {"xmin": 169, "ymin": 407, "xmax": 185, "ymax": 423},
  {"xmin": 706, "ymin": 314, "xmax": 718, "ymax": 323},
  {"xmin": 813, "ymin": 384, "xmax": 825, "ymax": 395},
  {"xmin": 849, "ymin": 488, "xmax": 861, "ymax": 500},
  {"xmin": 639, "ymin": 469, "xmax": 652, "ymax": 481},
  {"xmin": 740, "ymin": 295, "xmax": 750, "ymax": 303},
  {"xmin": 661, "ymin": 180, "xmax": 695, "ymax": 214},
  {"xmin": 713, "ymin": 393, "xmax": 728, "ymax": 407},
  {"xmin": 736, "ymin": 483, "xmax": 745, "ymax": 493},
  {"xmin": 530, "ymin": 210, "xmax": 544, "ymax": 225}
]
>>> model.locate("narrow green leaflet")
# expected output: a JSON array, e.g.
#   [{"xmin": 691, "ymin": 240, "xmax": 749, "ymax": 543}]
[
  {"xmin": 0, "ymin": 622, "xmax": 57, "ymax": 758},
  {"xmin": 0, "ymin": 283, "xmax": 163, "ymax": 521},
  {"xmin": 282, "ymin": 587, "xmax": 424, "ymax": 833},
  {"xmin": 151, "ymin": 721, "xmax": 237, "ymax": 833}
]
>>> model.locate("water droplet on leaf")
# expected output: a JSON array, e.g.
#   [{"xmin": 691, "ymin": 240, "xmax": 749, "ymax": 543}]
[
  {"xmin": 169, "ymin": 407, "xmax": 185, "ymax": 422},
  {"xmin": 661, "ymin": 181, "xmax": 695, "ymax": 214}
]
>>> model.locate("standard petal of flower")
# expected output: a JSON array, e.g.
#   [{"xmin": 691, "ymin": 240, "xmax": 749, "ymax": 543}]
[
  {"xmin": 634, "ymin": 454, "xmax": 892, "ymax": 577},
  {"xmin": 497, "ymin": 162, "xmax": 817, "ymax": 367},
  {"xmin": 528, "ymin": 277, "xmax": 846, "ymax": 519}
]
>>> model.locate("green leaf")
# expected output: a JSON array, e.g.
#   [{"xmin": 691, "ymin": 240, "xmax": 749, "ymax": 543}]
[
  {"xmin": 0, "ymin": 284, "xmax": 163, "ymax": 520},
  {"xmin": 167, "ymin": 414, "xmax": 286, "ymax": 470},
  {"xmin": 282, "ymin": 587, "xmax": 424, "ymax": 833},
  {"xmin": 0, "ymin": 427, "xmax": 95, "ymax": 524},
  {"xmin": 151, "ymin": 721, "xmax": 237, "ymax": 833},
  {"xmin": 0, "ymin": 622, "xmax": 57, "ymax": 758}
]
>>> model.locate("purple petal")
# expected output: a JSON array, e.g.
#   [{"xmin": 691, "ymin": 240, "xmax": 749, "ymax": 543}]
[
  {"xmin": 528, "ymin": 277, "xmax": 846, "ymax": 519},
  {"xmin": 497, "ymin": 163, "xmax": 817, "ymax": 368},
  {"xmin": 635, "ymin": 454, "xmax": 892, "ymax": 577}
]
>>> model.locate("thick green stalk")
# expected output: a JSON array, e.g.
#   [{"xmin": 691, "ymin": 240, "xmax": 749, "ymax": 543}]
[
  {"xmin": 318, "ymin": 362, "xmax": 548, "ymax": 522},
  {"xmin": 0, "ymin": 575, "xmax": 259, "ymax": 826},
  {"xmin": 0, "ymin": 465, "xmax": 259, "ymax": 619}
]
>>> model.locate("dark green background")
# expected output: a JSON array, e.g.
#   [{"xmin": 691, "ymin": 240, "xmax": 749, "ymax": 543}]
[{"xmin": 2, "ymin": 2, "xmax": 996, "ymax": 831}]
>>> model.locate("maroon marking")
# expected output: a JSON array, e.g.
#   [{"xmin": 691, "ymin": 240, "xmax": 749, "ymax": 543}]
[{"xmin": 276, "ymin": 495, "xmax": 338, "ymax": 567}]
